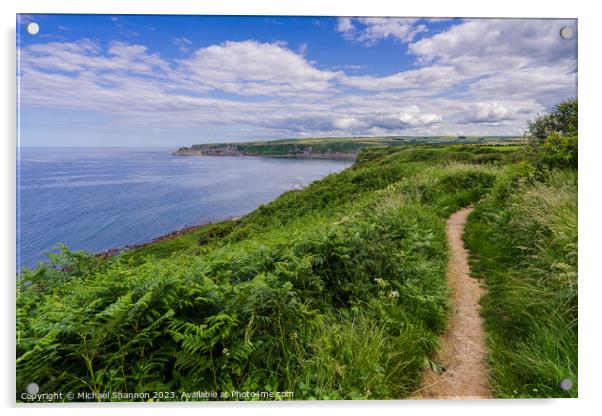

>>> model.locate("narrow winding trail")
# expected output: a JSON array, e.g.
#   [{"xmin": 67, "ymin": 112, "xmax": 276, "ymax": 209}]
[{"xmin": 413, "ymin": 207, "xmax": 492, "ymax": 400}]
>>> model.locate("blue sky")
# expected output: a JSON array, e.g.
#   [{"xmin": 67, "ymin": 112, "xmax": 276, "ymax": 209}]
[{"xmin": 17, "ymin": 15, "xmax": 577, "ymax": 146}]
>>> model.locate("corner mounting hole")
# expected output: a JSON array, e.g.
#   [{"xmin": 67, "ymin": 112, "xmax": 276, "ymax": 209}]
[
  {"xmin": 559, "ymin": 378, "xmax": 573, "ymax": 391},
  {"xmin": 26, "ymin": 22, "xmax": 40, "ymax": 35},
  {"xmin": 559, "ymin": 26, "xmax": 573, "ymax": 39}
]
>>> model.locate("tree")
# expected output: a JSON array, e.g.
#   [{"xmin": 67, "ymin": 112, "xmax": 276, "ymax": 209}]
[
  {"xmin": 526, "ymin": 98, "xmax": 578, "ymax": 141},
  {"xmin": 525, "ymin": 98, "xmax": 578, "ymax": 169}
]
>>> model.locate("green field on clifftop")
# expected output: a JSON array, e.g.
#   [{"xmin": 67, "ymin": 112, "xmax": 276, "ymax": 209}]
[{"xmin": 176, "ymin": 136, "xmax": 524, "ymax": 158}]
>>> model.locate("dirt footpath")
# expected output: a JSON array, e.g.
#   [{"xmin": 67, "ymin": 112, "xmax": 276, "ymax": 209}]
[{"xmin": 412, "ymin": 207, "xmax": 492, "ymax": 400}]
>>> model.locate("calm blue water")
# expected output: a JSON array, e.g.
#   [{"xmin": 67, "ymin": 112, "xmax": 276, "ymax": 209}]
[{"xmin": 17, "ymin": 147, "xmax": 352, "ymax": 269}]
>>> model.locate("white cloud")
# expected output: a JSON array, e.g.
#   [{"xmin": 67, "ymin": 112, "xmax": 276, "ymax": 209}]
[
  {"xmin": 409, "ymin": 19, "xmax": 576, "ymax": 67},
  {"xmin": 335, "ymin": 17, "xmax": 355, "ymax": 38},
  {"xmin": 330, "ymin": 107, "xmax": 441, "ymax": 131},
  {"xmin": 17, "ymin": 19, "xmax": 577, "ymax": 140},
  {"xmin": 342, "ymin": 65, "xmax": 462, "ymax": 92},
  {"xmin": 333, "ymin": 117, "xmax": 363, "ymax": 130},
  {"xmin": 407, "ymin": 18, "xmax": 577, "ymax": 110},
  {"xmin": 336, "ymin": 17, "xmax": 427, "ymax": 45},
  {"xmin": 298, "ymin": 42, "xmax": 308, "ymax": 56},
  {"xmin": 398, "ymin": 111, "xmax": 442, "ymax": 126},
  {"xmin": 21, "ymin": 39, "xmax": 170, "ymax": 75},
  {"xmin": 173, "ymin": 37, "xmax": 192, "ymax": 53},
  {"xmin": 355, "ymin": 18, "xmax": 427, "ymax": 45},
  {"xmin": 175, "ymin": 40, "xmax": 341, "ymax": 96},
  {"xmin": 455, "ymin": 101, "xmax": 533, "ymax": 124},
  {"xmin": 466, "ymin": 65, "xmax": 576, "ymax": 106}
]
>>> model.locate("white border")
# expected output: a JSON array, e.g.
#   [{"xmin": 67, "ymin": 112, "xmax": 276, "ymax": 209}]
[{"xmin": 2, "ymin": 1, "xmax": 600, "ymax": 415}]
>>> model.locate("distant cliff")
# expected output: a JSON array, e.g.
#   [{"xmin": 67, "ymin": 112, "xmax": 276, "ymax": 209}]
[
  {"xmin": 173, "ymin": 142, "xmax": 361, "ymax": 160},
  {"xmin": 173, "ymin": 136, "xmax": 524, "ymax": 160}
]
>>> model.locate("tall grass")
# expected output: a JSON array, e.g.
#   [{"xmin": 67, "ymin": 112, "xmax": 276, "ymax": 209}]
[{"xmin": 464, "ymin": 168, "xmax": 577, "ymax": 398}]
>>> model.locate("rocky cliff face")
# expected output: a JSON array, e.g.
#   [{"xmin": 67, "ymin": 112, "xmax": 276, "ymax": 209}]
[
  {"xmin": 173, "ymin": 146, "xmax": 357, "ymax": 160},
  {"xmin": 173, "ymin": 145, "xmax": 243, "ymax": 156}
]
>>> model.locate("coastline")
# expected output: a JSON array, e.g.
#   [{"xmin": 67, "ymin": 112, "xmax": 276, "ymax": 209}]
[
  {"xmin": 18, "ymin": 148, "xmax": 354, "ymax": 270},
  {"xmin": 94, "ymin": 157, "xmax": 356, "ymax": 261},
  {"xmin": 173, "ymin": 147, "xmax": 358, "ymax": 160},
  {"xmin": 95, "ymin": 215, "xmax": 243, "ymax": 260},
  {"xmin": 93, "ymin": 155, "xmax": 355, "ymax": 262}
]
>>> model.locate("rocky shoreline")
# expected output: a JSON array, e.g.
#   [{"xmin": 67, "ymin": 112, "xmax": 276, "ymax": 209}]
[{"xmin": 95, "ymin": 216, "xmax": 242, "ymax": 260}]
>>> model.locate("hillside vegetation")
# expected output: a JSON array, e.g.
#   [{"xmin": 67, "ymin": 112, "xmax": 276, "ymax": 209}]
[
  {"xmin": 17, "ymin": 100, "xmax": 576, "ymax": 401},
  {"xmin": 18, "ymin": 144, "xmax": 517, "ymax": 401},
  {"xmin": 464, "ymin": 98, "xmax": 578, "ymax": 398}
]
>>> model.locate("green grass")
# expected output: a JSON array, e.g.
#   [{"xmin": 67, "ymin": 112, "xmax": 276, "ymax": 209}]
[
  {"xmin": 464, "ymin": 167, "xmax": 578, "ymax": 398},
  {"xmin": 120, "ymin": 220, "xmax": 240, "ymax": 266},
  {"xmin": 16, "ymin": 142, "xmax": 577, "ymax": 401}
]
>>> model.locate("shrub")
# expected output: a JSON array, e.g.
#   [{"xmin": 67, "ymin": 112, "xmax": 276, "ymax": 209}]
[{"xmin": 536, "ymin": 134, "xmax": 578, "ymax": 169}]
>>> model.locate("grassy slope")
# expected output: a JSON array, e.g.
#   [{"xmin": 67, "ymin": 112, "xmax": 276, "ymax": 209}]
[
  {"xmin": 464, "ymin": 165, "xmax": 578, "ymax": 398},
  {"xmin": 16, "ymin": 143, "xmax": 576, "ymax": 401},
  {"xmin": 17, "ymin": 145, "xmax": 513, "ymax": 401}
]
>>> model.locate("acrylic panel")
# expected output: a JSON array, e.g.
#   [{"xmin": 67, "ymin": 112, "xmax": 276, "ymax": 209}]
[{"xmin": 16, "ymin": 14, "xmax": 578, "ymax": 402}]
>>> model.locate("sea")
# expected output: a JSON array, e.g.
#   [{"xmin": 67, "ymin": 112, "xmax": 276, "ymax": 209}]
[{"xmin": 17, "ymin": 147, "xmax": 352, "ymax": 269}]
